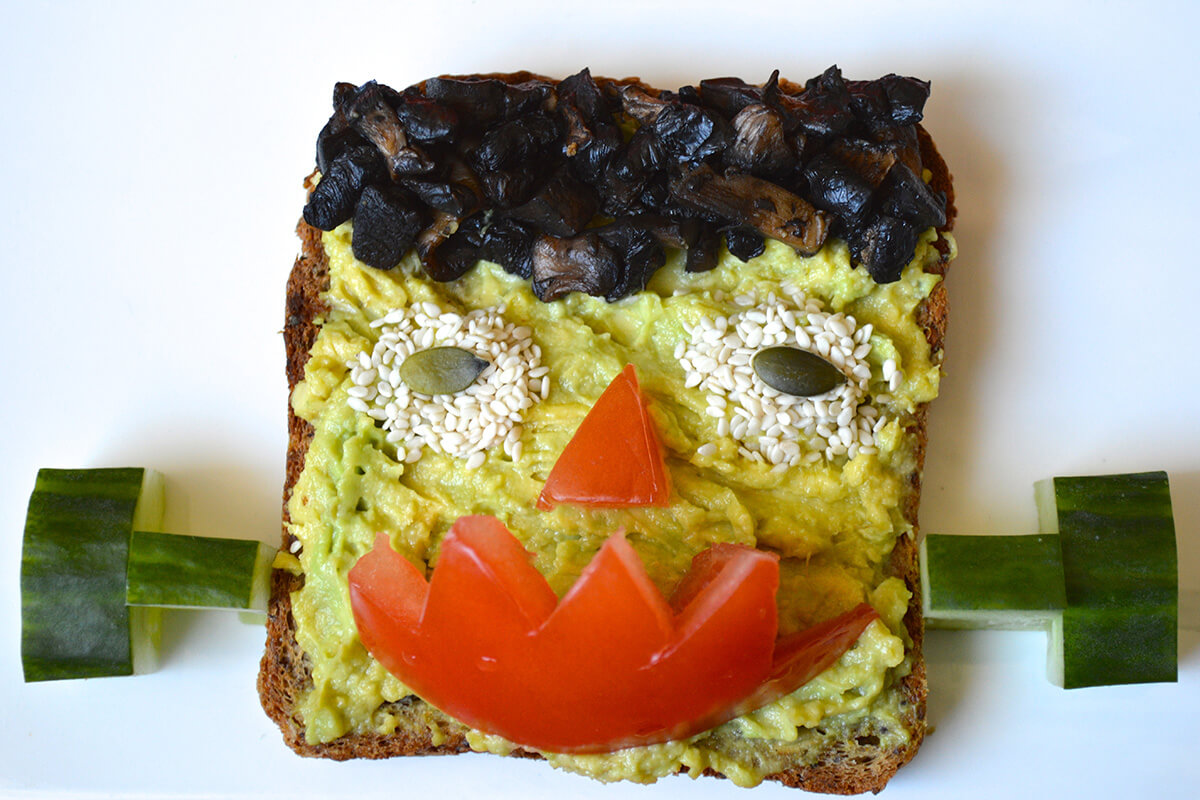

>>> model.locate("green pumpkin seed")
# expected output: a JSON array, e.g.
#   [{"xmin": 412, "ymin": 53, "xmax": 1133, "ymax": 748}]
[
  {"xmin": 399, "ymin": 347, "xmax": 489, "ymax": 395},
  {"xmin": 751, "ymin": 346, "xmax": 845, "ymax": 397}
]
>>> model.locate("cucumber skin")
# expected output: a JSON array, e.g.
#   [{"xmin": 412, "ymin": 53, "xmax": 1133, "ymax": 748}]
[
  {"xmin": 21, "ymin": 468, "xmax": 146, "ymax": 682},
  {"xmin": 1061, "ymin": 606, "xmax": 1178, "ymax": 688},
  {"xmin": 923, "ymin": 534, "xmax": 1066, "ymax": 617},
  {"xmin": 1046, "ymin": 471, "xmax": 1178, "ymax": 688},
  {"xmin": 126, "ymin": 530, "xmax": 265, "ymax": 609},
  {"xmin": 1052, "ymin": 472, "xmax": 1176, "ymax": 608}
]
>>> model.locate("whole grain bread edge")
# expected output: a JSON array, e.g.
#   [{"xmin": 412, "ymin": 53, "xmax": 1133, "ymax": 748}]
[{"xmin": 258, "ymin": 72, "xmax": 957, "ymax": 795}]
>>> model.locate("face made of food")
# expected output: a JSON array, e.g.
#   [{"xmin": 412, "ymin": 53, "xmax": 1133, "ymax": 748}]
[{"xmin": 283, "ymin": 221, "xmax": 948, "ymax": 783}]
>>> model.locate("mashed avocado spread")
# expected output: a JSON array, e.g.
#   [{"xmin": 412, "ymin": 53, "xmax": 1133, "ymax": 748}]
[{"xmin": 286, "ymin": 223, "xmax": 952, "ymax": 786}]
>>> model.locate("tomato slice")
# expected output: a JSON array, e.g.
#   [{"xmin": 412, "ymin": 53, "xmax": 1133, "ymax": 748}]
[
  {"xmin": 728, "ymin": 603, "xmax": 881, "ymax": 719},
  {"xmin": 348, "ymin": 516, "xmax": 880, "ymax": 754},
  {"xmin": 537, "ymin": 364, "xmax": 670, "ymax": 510},
  {"xmin": 346, "ymin": 532, "xmax": 428, "ymax": 679}
]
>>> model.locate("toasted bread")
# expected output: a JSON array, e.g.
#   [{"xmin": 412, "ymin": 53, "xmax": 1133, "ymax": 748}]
[{"xmin": 259, "ymin": 70, "xmax": 956, "ymax": 793}]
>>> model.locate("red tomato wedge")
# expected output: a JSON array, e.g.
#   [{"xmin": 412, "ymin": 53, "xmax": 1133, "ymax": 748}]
[
  {"xmin": 348, "ymin": 516, "xmax": 880, "ymax": 754},
  {"xmin": 537, "ymin": 364, "xmax": 670, "ymax": 510}
]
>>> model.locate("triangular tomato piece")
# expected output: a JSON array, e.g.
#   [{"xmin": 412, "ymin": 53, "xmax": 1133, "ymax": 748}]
[{"xmin": 537, "ymin": 364, "xmax": 671, "ymax": 510}]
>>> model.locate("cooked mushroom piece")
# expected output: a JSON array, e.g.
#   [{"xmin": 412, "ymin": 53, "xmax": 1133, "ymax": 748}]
[
  {"xmin": 618, "ymin": 83, "xmax": 670, "ymax": 125},
  {"xmin": 776, "ymin": 66, "xmax": 856, "ymax": 139},
  {"xmin": 827, "ymin": 138, "xmax": 900, "ymax": 188},
  {"xmin": 593, "ymin": 219, "xmax": 668, "ymax": 300},
  {"xmin": 530, "ymin": 233, "xmax": 621, "ymax": 301},
  {"xmin": 557, "ymin": 68, "xmax": 612, "ymax": 127},
  {"xmin": 500, "ymin": 80, "xmax": 554, "ymax": 119},
  {"xmin": 873, "ymin": 75, "xmax": 931, "ymax": 126},
  {"xmin": 508, "ymin": 167, "xmax": 599, "ymax": 238},
  {"xmin": 394, "ymin": 89, "xmax": 459, "ymax": 142},
  {"xmin": 565, "ymin": 114, "xmax": 622, "ymax": 185},
  {"xmin": 596, "ymin": 127, "xmax": 667, "ymax": 217},
  {"xmin": 473, "ymin": 113, "xmax": 560, "ymax": 172},
  {"xmin": 697, "ymin": 76, "xmax": 764, "ymax": 118},
  {"xmin": 351, "ymin": 186, "xmax": 425, "ymax": 270},
  {"xmin": 316, "ymin": 82, "xmax": 365, "ymax": 174},
  {"xmin": 423, "ymin": 76, "xmax": 549, "ymax": 127},
  {"xmin": 850, "ymin": 214, "xmax": 921, "ymax": 283},
  {"xmin": 724, "ymin": 226, "xmax": 766, "ymax": 262},
  {"xmin": 557, "ymin": 70, "xmax": 622, "ymax": 183},
  {"xmin": 725, "ymin": 104, "xmax": 796, "ymax": 180},
  {"xmin": 618, "ymin": 125, "xmax": 667, "ymax": 179},
  {"xmin": 684, "ymin": 223, "xmax": 722, "ymax": 273},
  {"xmin": 414, "ymin": 211, "xmax": 473, "ymax": 281},
  {"xmin": 478, "ymin": 216, "xmax": 537, "ymax": 279},
  {"xmin": 802, "ymin": 152, "xmax": 876, "ymax": 225},
  {"xmin": 878, "ymin": 163, "xmax": 947, "ymax": 231},
  {"xmin": 303, "ymin": 145, "xmax": 387, "ymax": 231},
  {"xmin": 400, "ymin": 178, "xmax": 480, "ymax": 217},
  {"xmin": 652, "ymin": 103, "xmax": 731, "ymax": 163},
  {"xmin": 847, "ymin": 75, "xmax": 930, "ymax": 132},
  {"xmin": 477, "ymin": 168, "xmax": 542, "ymax": 209},
  {"xmin": 669, "ymin": 163, "xmax": 829, "ymax": 255},
  {"xmin": 423, "ymin": 76, "xmax": 509, "ymax": 126},
  {"xmin": 344, "ymin": 81, "xmax": 434, "ymax": 178}
]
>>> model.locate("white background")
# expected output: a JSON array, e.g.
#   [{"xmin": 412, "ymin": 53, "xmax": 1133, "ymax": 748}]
[{"xmin": 2, "ymin": 1, "xmax": 1197, "ymax": 797}]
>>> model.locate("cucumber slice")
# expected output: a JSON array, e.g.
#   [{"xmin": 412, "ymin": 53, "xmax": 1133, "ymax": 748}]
[
  {"xmin": 1037, "ymin": 471, "xmax": 1178, "ymax": 689},
  {"xmin": 921, "ymin": 533, "xmax": 1065, "ymax": 629},
  {"xmin": 126, "ymin": 530, "xmax": 275, "ymax": 613},
  {"xmin": 20, "ymin": 468, "xmax": 164, "ymax": 682}
]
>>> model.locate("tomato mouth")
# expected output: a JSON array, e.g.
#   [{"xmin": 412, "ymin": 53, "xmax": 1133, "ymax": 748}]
[{"xmin": 349, "ymin": 517, "xmax": 878, "ymax": 754}]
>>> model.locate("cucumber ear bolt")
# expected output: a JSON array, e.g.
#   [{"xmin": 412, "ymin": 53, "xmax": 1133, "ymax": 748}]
[
  {"xmin": 922, "ymin": 471, "xmax": 1178, "ymax": 689},
  {"xmin": 20, "ymin": 467, "xmax": 276, "ymax": 682}
]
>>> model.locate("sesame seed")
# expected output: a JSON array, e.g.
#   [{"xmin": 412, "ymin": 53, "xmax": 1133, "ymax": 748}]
[
  {"xmin": 344, "ymin": 300, "xmax": 544, "ymax": 467},
  {"xmin": 675, "ymin": 286, "xmax": 894, "ymax": 466}
]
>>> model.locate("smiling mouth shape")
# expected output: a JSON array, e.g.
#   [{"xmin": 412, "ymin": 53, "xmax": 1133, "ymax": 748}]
[{"xmin": 347, "ymin": 365, "xmax": 879, "ymax": 754}]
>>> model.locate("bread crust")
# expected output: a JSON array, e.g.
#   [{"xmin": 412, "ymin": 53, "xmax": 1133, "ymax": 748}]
[{"xmin": 259, "ymin": 73, "xmax": 956, "ymax": 791}]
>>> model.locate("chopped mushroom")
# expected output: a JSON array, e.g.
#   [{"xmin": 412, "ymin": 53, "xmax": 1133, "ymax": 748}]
[
  {"xmin": 530, "ymin": 233, "xmax": 621, "ymax": 301},
  {"xmin": 508, "ymin": 167, "xmax": 599, "ymax": 238},
  {"xmin": 344, "ymin": 81, "xmax": 434, "ymax": 178},
  {"xmin": 352, "ymin": 186, "xmax": 424, "ymax": 270},
  {"xmin": 303, "ymin": 145, "xmax": 386, "ymax": 231},
  {"xmin": 669, "ymin": 163, "xmax": 829, "ymax": 255},
  {"xmin": 802, "ymin": 153, "xmax": 876, "ymax": 224},
  {"xmin": 618, "ymin": 83, "xmax": 670, "ymax": 125},
  {"xmin": 307, "ymin": 68, "xmax": 947, "ymax": 296},
  {"xmin": 725, "ymin": 104, "xmax": 796, "ymax": 180},
  {"xmin": 414, "ymin": 211, "xmax": 470, "ymax": 281}
]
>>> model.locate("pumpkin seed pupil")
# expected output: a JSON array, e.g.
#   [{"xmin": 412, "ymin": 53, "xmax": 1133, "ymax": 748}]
[
  {"xmin": 751, "ymin": 346, "xmax": 845, "ymax": 397},
  {"xmin": 399, "ymin": 346, "xmax": 489, "ymax": 396}
]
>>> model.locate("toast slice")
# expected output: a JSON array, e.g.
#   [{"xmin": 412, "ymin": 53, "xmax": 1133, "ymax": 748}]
[{"xmin": 259, "ymin": 69, "xmax": 956, "ymax": 793}]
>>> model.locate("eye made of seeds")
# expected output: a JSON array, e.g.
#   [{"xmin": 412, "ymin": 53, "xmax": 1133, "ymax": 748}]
[
  {"xmin": 751, "ymin": 346, "xmax": 846, "ymax": 397},
  {"xmin": 398, "ymin": 346, "xmax": 490, "ymax": 396}
]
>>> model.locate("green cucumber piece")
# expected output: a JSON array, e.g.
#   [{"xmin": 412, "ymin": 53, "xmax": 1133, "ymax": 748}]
[
  {"xmin": 921, "ymin": 533, "xmax": 1065, "ymax": 629},
  {"xmin": 126, "ymin": 530, "xmax": 275, "ymax": 613},
  {"xmin": 21, "ymin": 468, "xmax": 164, "ymax": 682},
  {"xmin": 1037, "ymin": 471, "xmax": 1178, "ymax": 689}
]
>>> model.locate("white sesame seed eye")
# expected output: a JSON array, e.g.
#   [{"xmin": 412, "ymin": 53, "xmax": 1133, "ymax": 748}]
[
  {"xmin": 679, "ymin": 288, "xmax": 892, "ymax": 467},
  {"xmin": 346, "ymin": 302, "xmax": 543, "ymax": 469}
]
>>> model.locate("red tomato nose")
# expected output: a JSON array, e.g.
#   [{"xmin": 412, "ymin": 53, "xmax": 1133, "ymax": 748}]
[{"xmin": 537, "ymin": 364, "xmax": 671, "ymax": 510}]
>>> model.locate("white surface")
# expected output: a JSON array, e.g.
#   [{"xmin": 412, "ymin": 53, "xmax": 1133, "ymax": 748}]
[{"xmin": 2, "ymin": 1, "xmax": 1197, "ymax": 797}]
